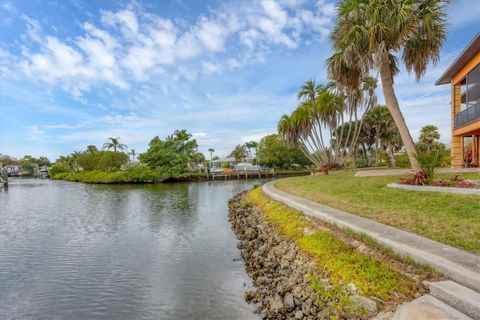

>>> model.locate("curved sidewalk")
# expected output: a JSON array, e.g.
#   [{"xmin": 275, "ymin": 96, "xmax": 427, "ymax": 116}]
[{"xmin": 262, "ymin": 180, "xmax": 480, "ymax": 293}]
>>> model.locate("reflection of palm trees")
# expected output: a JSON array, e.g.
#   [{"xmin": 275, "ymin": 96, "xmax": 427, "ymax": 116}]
[
  {"xmin": 143, "ymin": 183, "xmax": 195, "ymax": 234},
  {"xmin": 84, "ymin": 185, "xmax": 130, "ymax": 234},
  {"xmin": 103, "ymin": 137, "xmax": 127, "ymax": 153}
]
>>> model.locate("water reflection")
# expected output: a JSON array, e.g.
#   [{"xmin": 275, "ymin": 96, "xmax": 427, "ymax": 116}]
[{"xmin": 0, "ymin": 178, "xmax": 262, "ymax": 319}]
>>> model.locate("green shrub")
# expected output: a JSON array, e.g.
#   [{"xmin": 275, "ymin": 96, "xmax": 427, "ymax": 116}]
[
  {"xmin": 394, "ymin": 152, "xmax": 411, "ymax": 168},
  {"xmin": 221, "ymin": 161, "xmax": 230, "ymax": 168},
  {"xmin": 49, "ymin": 162, "xmax": 71, "ymax": 177},
  {"xmin": 55, "ymin": 166, "xmax": 168, "ymax": 184},
  {"xmin": 415, "ymin": 150, "xmax": 450, "ymax": 184}
]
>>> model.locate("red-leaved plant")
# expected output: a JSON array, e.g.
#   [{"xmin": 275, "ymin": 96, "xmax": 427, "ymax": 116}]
[{"xmin": 400, "ymin": 173, "xmax": 477, "ymax": 189}]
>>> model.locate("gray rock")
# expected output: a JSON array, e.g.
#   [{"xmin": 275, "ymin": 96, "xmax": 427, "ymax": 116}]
[
  {"xmin": 269, "ymin": 294, "xmax": 285, "ymax": 314},
  {"xmin": 294, "ymin": 310, "xmax": 304, "ymax": 319},
  {"xmin": 256, "ymin": 276, "xmax": 271, "ymax": 286},
  {"xmin": 293, "ymin": 286, "xmax": 303, "ymax": 299},
  {"xmin": 284, "ymin": 293, "xmax": 295, "ymax": 311},
  {"xmin": 284, "ymin": 250, "xmax": 296, "ymax": 262},
  {"xmin": 280, "ymin": 259, "xmax": 290, "ymax": 269},
  {"xmin": 372, "ymin": 311, "xmax": 394, "ymax": 320},
  {"xmin": 245, "ymin": 227, "xmax": 256, "ymax": 240},
  {"xmin": 352, "ymin": 294, "xmax": 378, "ymax": 317},
  {"xmin": 348, "ymin": 282, "xmax": 357, "ymax": 294},
  {"xmin": 301, "ymin": 302, "xmax": 311, "ymax": 315}
]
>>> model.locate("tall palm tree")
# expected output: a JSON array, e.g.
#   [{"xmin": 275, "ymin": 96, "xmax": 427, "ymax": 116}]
[
  {"xmin": 297, "ymin": 79, "xmax": 325, "ymax": 103},
  {"xmin": 103, "ymin": 137, "xmax": 127, "ymax": 153},
  {"xmin": 419, "ymin": 125, "xmax": 440, "ymax": 152},
  {"xmin": 381, "ymin": 123, "xmax": 403, "ymax": 168},
  {"xmin": 327, "ymin": 0, "xmax": 449, "ymax": 170},
  {"xmin": 363, "ymin": 105, "xmax": 393, "ymax": 166},
  {"xmin": 279, "ymin": 78, "xmax": 377, "ymax": 168},
  {"xmin": 129, "ymin": 149, "xmax": 136, "ymax": 162},
  {"xmin": 244, "ymin": 141, "xmax": 258, "ymax": 159},
  {"xmin": 208, "ymin": 148, "xmax": 215, "ymax": 161}
]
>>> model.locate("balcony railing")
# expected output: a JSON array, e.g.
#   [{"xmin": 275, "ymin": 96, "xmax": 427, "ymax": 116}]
[{"xmin": 454, "ymin": 102, "xmax": 480, "ymax": 129}]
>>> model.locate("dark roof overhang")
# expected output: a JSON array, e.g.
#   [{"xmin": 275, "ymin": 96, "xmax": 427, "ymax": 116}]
[{"xmin": 435, "ymin": 32, "xmax": 480, "ymax": 85}]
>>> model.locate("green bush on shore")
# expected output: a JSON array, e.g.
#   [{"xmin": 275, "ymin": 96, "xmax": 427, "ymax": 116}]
[{"xmin": 52, "ymin": 166, "xmax": 168, "ymax": 184}]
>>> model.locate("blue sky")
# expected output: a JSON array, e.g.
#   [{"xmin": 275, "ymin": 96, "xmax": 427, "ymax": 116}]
[{"xmin": 0, "ymin": 0, "xmax": 479, "ymax": 160}]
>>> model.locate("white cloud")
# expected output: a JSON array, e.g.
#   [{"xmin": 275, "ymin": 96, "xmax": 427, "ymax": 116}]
[
  {"xmin": 101, "ymin": 9, "xmax": 139, "ymax": 36},
  {"xmin": 240, "ymin": 28, "xmax": 262, "ymax": 49},
  {"xmin": 194, "ymin": 17, "xmax": 227, "ymax": 52},
  {"xmin": 25, "ymin": 125, "xmax": 48, "ymax": 141},
  {"xmin": 202, "ymin": 61, "xmax": 221, "ymax": 74},
  {"xmin": 10, "ymin": 1, "xmax": 336, "ymax": 96},
  {"xmin": 20, "ymin": 14, "xmax": 42, "ymax": 43}
]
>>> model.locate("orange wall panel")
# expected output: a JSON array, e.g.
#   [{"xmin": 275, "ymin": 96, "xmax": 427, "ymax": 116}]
[
  {"xmin": 452, "ymin": 51, "xmax": 480, "ymax": 84},
  {"xmin": 453, "ymin": 120, "xmax": 480, "ymax": 136}
]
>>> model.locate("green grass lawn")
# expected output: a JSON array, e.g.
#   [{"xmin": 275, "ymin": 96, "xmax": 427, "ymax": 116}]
[{"xmin": 275, "ymin": 171, "xmax": 480, "ymax": 253}]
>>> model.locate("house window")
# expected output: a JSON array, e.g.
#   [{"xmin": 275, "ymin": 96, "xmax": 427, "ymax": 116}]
[
  {"xmin": 466, "ymin": 63, "xmax": 480, "ymax": 107},
  {"xmin": 461, "ymin": 63, "xmax": 480, "ymax": 111}
]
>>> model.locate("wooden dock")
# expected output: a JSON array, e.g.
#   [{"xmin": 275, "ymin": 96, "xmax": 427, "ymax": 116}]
[{"xmin": 209, "ymin": 171, "xmax": 276, "ymax": 181}]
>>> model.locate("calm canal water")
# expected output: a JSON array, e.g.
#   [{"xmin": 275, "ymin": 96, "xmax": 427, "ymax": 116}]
[{"xmin": 0, "ymin": 178, "xmax": 263, "ymax": 320}]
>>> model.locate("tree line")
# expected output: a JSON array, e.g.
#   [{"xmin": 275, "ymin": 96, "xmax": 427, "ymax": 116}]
[
  {"xmin": 275, "ymin": 0, "xmax": 449, "ymax": 172},
  {"xmin": 0, "ymin": 155, "xmax": 51, "ymax": 176},
  {"xmin": 49, "ymin": 130, "xmax": 205, "ymax": 179}
]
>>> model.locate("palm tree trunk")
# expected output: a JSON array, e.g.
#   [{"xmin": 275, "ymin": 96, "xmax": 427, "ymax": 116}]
[
  {"xmin": 375, "ymin": 129, "xmax": 380, "ymax": 166},
  {"xmin": 388, "ymin": 145, "xmax": 397, "ymax": 168},
  {"xmin": 361, "ymin": 144, "xmax": 369, "ymax": 167},
  {"xmin": 380, "ymin": 61, "xmax": 420, "ymax": 170},
  {"xmin": 352, "ymin": 145, "xmax": 357, "ymax": 168}
]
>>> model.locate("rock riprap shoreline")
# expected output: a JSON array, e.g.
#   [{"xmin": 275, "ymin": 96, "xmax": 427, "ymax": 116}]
[{"xmin": 228, "ymin": 191, "xmax": 379, "ymax": 320}]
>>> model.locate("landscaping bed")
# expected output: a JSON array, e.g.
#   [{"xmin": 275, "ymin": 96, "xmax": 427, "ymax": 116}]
[
  {"xmin": 229, "ymin": 188, "xmax": 435, "ymax": 319},
  {"xmin": 398, "ymin": 171, "xmax": 480, "ymax": 189},
  {"xmin": 388, "ymin": 182, "xmax": 480, "ymax": 195},
  {"xmin": 275, "ymin": 171, "xmax": 480, "ymax": 253}
]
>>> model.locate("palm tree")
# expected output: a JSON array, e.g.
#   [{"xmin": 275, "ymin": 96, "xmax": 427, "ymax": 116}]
[
  {"xmin": 327, "ymin": 0, "xmax": 449, "ymax": 170},
  {"xmin": 129, "ymin": 149, "xmax": 136, "ymax": 162},
  {"xmin": 297, "ymin": 79, "xmax": 325, "ymax": 103},
  {"xmin": 208, "ymin": 148, "xmax": 215, "ymax": 161},
  {"xmin": 279, "ymin": 78, "xmax": 377, "ymax": 169},
  {"xmin": 244, "ymin": 141, "xmax": 258, "ymax": 159},
  {"xmin": 103, "ymin": 137, "xmax": 127, "ymax": 153},
  {"xmin": 86, "ymin": 145, "xmax": 98, "ymax": 153},
  {"xmin": 381, "ymin": 123, "xmax": 403, "ymax": 168},
  {"xmin": 419, "ymin": 125, "xmax": 440, "ymax": 152},
  {"xmin": 363, "ymin": 105, "xmax": 392, "ymax": 166}
]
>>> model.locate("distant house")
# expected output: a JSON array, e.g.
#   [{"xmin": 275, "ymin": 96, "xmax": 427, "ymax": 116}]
[
  {"xmin": 436, "ymin": 33, "xmax": 480, "ymax": 168},
  {"xmin": 6, "ymin": 165, "xmax": 22, "ymax": 174},
  {"xmin": 209, "ymin": 157, "xmax": 237, "ymax": 173}
]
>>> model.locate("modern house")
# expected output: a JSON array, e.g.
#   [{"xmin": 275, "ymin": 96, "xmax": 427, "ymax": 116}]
[{"xmin": 436, "ymin": 33, "xmax": 480, "ymax": 168}]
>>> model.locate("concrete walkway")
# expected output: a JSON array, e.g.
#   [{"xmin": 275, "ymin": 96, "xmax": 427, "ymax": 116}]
[
  {"xmin": 262, "ymin": 180, "xmax": 480, "ymax": 293},
  {"xmin": 355, "ymin": 168, "xmax": 479, "ymax": 177}
]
